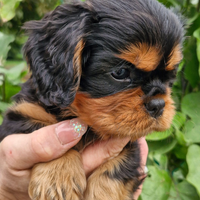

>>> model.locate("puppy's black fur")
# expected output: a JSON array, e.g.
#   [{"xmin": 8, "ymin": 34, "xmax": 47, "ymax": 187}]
[{"xmin": 0, "ymin": 0, "xmax": 184, "ymax": 199}]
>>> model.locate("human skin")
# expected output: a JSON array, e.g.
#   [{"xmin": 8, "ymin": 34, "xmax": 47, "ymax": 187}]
[{"xmin": 0, "ymin": 119, "xmax": 148, "ymax": 200}]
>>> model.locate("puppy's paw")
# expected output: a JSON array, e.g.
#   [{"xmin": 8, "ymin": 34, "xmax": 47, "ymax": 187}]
[
  {"xmin": 85, "ymin": 171, "xmax": 136, "ymax": 200},
  {"xmin": 29, "ymin": 150, "xmax": 86, "ymax": 200},
  {"xmin": 84, "ymin": 145, "xmax": 142, "ymax": 200}
]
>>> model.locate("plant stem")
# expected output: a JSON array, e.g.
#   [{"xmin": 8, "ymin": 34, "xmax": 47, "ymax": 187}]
[{"xmin": 198, "ymin": 0, "xmax": 200, "ymax": 11}]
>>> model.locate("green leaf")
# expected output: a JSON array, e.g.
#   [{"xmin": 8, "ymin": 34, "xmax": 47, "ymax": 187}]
[
  {"xmin": 187, "ymin": 10, "xmax": 200, "ymax": 36},
  {"xmin": 0, "ymin": 101, "xmax": 10, "ymax": 112},
  {"xmin": 184, "ymin": 123, "xmax": 200, "ymax": 144},
  {"xmin": 177, "ymin": 61, "xmax": 184, "ymax": 72},
  {"xmin": 0, "ymin": 0, "xmax": 22, "ymax": 22},
  {"xmin": 182, "ymin": 117, "xmax": 200, "ymax": 145},
  {"xmin": 4, "ymin": 81, "xmax": 21, "ymax": 102},
  {"xmin": 183, "ymin": 120, "xmax": 196, "ymax": 133},
  {"xmin": 193, "ymin": 28, "xmax": 200, "ymax": 76},
  {"xmin": 140, "ymin": 166, "xmax": 172, "ymax": 200},
  {"xmin": 0, "ymin": 32, "xmax": 15, "ymax": 66},
  {"xmin": 175, "ymin": 130, "xmax": 187, "ymax": 146},
  {"xmin": 186, "ymin": 145, "xmax": 200, "ymax": 196},
  {"xmin": 146, "ymin": 127, "xmax": 173, "ymax": 141},
  {"xmin": 153, "ymin": 154, "xmax": 168, "ymax": 170},
  {"xmin": 172, "ymin": 169, "xmax": 185, "ymax": 183},
  {"xmin": 168, "ymin": 181, "xmax": 199, "ymax": 200},
  {"xmin": 6, "ymin": 62, "xmax": 26, "ymax": 83},
  {"xmin": 183, "ymin": 37, "xmax": 200, "ymax": 88},
  {"xmin": 147, "ymin": 137, "xmax": 177, "ymax": 154},
  {"xmin": 173, "ymin": 144, "xmax": 188, "ymax": 160},
  {"xmin": 141, "ymin": 167, "xmax": 199, "ymax": 200},
  {"xmin": 193, "ymin": 27, "xmax": 200, "ymax": 43},
  {"xmin": 172, "ymin": 112, "xmax": 186, "ymax": 131},
  {"xmin": 181, "ymin": 92, "xmax": 200, "ymax": 124}
]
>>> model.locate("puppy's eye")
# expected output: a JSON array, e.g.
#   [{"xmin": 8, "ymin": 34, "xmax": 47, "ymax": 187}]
[{"xmin": 111, "ymin": 68, "xmax": 130, "ymax": 80}]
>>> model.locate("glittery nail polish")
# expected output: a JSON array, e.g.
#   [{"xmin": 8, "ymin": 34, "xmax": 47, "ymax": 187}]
[
  {"xmin": 56, "ymin": 119, "xmax": 87, "ymax": 145},
  {"xmin": 69, "ymin": 119, "xmax": 87, "ymax": 139}
]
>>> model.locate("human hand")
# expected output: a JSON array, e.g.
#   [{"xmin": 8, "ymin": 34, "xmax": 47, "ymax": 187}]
[{"xmin": 0, "ymin": 119, "xmax": 148, "ymax": 200}]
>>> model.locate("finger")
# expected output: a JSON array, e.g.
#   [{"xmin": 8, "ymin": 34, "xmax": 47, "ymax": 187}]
[
  {"xmin": 81, "ymin": 137, "xmax": 131, "ymax": 177},
  {"xmin": 138, "ymin": 137, "xmax": 148, "ymax": 167},
  {"xmin": 0, "ymin": 119, "xmax": 87, "ymax": 170},
  {"xmin": 133, "ymin": 137, "xmax": 148, "ymax": 200}
]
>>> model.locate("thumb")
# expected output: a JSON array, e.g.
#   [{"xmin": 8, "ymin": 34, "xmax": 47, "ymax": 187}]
[{"xmin": 0, "ymin": 119, "xmax": 87, "ymax": 170}]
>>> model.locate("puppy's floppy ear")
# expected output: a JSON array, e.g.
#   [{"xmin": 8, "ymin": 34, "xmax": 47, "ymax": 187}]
[{"xmin": 23, "ymin": 3, "xmax": 94, "ymax": 107}]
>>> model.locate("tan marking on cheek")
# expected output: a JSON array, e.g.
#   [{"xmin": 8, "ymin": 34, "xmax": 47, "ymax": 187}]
[
  {"xmin": 72, "ymin": 88, "xmax": 150, "ymax": 140},
  {"xmin": 166, "ymin": 45, "xmax": 183, "ymax": 71},
  {"xmin": 13, "ymin": 102, "xmax": 57, "ymax": 125},
  {"xmin": 117, "ymin": 44, "xmax": 162, "ymax": 72},
  {"xmin": 72, "ymin": 87, "xmax": 175, "ymax": 141}
]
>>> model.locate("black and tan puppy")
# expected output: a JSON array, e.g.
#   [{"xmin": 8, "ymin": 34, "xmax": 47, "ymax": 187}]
[{"xmin": 0, "ymin": 0, "xmax": 184, "ymax": 199}]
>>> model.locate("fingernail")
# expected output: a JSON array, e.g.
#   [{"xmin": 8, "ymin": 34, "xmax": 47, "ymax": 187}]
[{"xmin": 56, "ymin": 119, "xmax": 87, "ymax": 145}]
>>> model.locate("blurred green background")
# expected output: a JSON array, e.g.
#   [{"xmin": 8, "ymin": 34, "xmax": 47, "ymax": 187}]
[{"xmin": 0, "ymin": 0, "xmax": 200, "ymax": 199}]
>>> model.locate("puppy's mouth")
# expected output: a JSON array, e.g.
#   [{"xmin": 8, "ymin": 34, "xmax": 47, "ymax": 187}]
[{"xmin": 70, "ymin": 86, "xmax": 175, "ymax": 141}]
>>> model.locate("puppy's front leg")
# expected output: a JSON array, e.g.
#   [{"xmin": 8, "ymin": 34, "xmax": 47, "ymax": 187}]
[
  {"xmin": 84, "ymin": 141, "xmax": 143, "ymax": 200},
  {"xmin": 29, "ymin": 149, "xmax": 86, "ymax": 200}
]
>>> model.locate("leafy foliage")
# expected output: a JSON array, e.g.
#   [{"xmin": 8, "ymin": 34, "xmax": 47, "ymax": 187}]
[
  {"xmin": 0, "ymin": 0, "xmax": 22, "ymax": 22},
  {"xmin": 0, "ymin": 0, "xmax": 200, "ymax": 199}
]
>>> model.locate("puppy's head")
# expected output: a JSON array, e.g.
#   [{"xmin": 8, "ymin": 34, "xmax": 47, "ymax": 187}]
[{"xmin": 23, "ymin": 0, "xmax": 184, "ymax": 140}]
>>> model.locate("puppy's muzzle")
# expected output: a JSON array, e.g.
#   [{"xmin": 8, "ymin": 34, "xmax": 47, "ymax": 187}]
[
  {"xmin": 142, "ymin": 79, "xmax": 166, "ymax": 118},
  {"xmin": 145, "ymin": 98, "xmax": 165, "ymax": 118}
]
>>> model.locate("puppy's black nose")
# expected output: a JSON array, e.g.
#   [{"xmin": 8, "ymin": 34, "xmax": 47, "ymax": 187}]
[{"xmin": 145, "ymin": 99, "xmax": 165, "ymax": 118}]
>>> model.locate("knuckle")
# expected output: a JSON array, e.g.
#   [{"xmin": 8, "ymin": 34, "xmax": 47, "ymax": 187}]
[
  {"xmin": 30, "ymin": 132, "xmax": 54, "ymax": 161},
  {"xmin": 105, "ymin": 146, "xmax": 121, "ymax": 159}
]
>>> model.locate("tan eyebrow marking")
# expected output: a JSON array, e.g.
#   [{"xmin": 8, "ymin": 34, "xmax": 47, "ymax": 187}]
[
  {"xmin": 166, "ymin": 45, "xmax": 183, "ymax": 71},
  {"xmin": 117, "ymin": 43, "xmax": 162, "ymax": 72}
]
